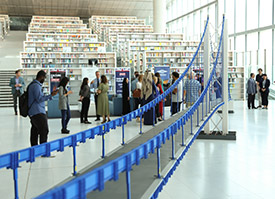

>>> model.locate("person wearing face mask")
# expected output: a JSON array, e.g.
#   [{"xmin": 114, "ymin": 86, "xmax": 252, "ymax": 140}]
[{"xmin": 28, "ymin": 70, "xmax": 58, "ymax": 146}]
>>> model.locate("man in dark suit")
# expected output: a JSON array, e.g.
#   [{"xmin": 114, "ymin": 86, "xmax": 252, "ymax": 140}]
[{"xmin": 9, "ymin": 70, "xmax": 25, "ymax": 115}]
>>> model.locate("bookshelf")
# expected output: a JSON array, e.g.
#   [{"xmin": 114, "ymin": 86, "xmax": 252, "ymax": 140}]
[
  {"xmin": 121, "ymin": 40, "xmax": 201, "ymax": 71},
  {"xmin": 94, "ymin": 20, "xmax": 145, "ymax": 39},
  {"xmin": 143, "ymin": 50, "xmax": 203, "ymax": 73},
  {"xmin": 20, "ymin": 52, "xmax": 116, "ymax": 69},
  {"xmin": 213, "ymin": 51, "xmax": 244, "ymax": 100},
  {"xmin": 26, "ymin": 33, "xmax": 98, "ymax": 42},
  {"xmin": 29, "ymin": 27, "xmax": 92, "ymax": 34},
  {"xmin": 31, "ymin": 19, "xmax": 83, "ymax": 24},
  {"xmin": 112, "ymin": 33, "xmax": 185, "ymax": 53},
  {"xmin": 104, "ymin": 25, "xmax": 153, "ymax": 44},
  {"xmin": 23, "ymin": 41, "xmax": 106, "ymax": 53},
  {"xmin": 29, "ymin": 23, "xmax": 87, "ymax": 29},
  {"xmin": 32, "ymin": 16, "xmax": 80, "ymax": 20},
  {"xmin": 89, "ymin": 15, "xmax": 137, "ymax": 29}
]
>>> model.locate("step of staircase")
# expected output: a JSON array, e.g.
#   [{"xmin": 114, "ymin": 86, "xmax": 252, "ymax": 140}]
[{"xmin": 0, "ymin": 70, "xmax": 17, "ymax": 108}]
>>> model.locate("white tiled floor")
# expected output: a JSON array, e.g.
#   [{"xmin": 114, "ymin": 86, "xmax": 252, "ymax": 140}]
[
  {"xmin": 158, "ymin": 101, "xmax": 275, "ymax": 199},
  {"xmin": 0, "ymin": 100, "xmax": 273, "ymax": 199}
]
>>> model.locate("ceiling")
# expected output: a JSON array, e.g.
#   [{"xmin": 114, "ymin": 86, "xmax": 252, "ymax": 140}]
[{"xmin": 0, "ymin": 0, "xmax": 153, "ymax": 19}]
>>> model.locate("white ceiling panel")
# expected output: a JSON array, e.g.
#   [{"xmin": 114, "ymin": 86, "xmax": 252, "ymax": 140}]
[{"xmin": 0, "ymin": 0, "xmax": 153, "ymax": 19}]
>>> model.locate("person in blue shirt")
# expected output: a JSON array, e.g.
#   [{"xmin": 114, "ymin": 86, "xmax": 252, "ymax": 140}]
[
  {"xmin": 28, "ymin": 70, "xmax": 58, "ymax": 146},
  {"xmin": 90, "ymin": 71, "xmax": 101, "ymax": 121},
  {"xmin": 9, "ymin": 70, "xmax": 25, "ymax": 115}
]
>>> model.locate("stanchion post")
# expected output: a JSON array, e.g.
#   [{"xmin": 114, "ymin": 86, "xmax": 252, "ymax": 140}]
[
  {"xmin": 157, "ymin": 147, "xmax": 161, "ymax": 178},
  {"xmin": 13, "ymin": 167, "xmax": 19, "ymax": 199},
  {"xmin": 181, "ymin": 121, "xmax": 185, "ymax": 146},
  {"xmin": 101, "ymin": 126, "xmax": 105, "ymax": 158},
  {"xmin": 122, "ymin": 120, "xmax": 125, "ymax": 145},
  {"xmin": 140, "ymin": 112, "xmax": 142, "ymax": 134},
  {"xmin": 72, "ymin": 145, "xmax": 77, "ymax": 176},
  {"xmin": 153, "ymin": 105, "xmax": 155, "ymax": 126},
  {"xmin": 171, "ymin": 132, "xmax": 175, "ymax": 160},
  {"xmin": 191, "ymin": 114, "xmax": 193, "ymax": 135},
  {"xmin": 197, "ymin": 105, "xmax": 200, "ymax": 127}
]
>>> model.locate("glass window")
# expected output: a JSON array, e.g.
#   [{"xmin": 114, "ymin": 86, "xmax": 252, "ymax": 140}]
[
  {"xmin": 247, "ymin": 0, "xmax": 258, "ymax": 30},
  {"xmin": 226, "ymin": 0, "xmax": 234, "ymax": 34},
  {"xmin": 236, "ymin": 0, "xmax": 245, "ymax": 32},
  {"xmin": 259, "ymin": 30, "xmax": 272, "ymax": 79},
  {"xmin": 260, "ymin": 0, "xmax": 272, "ymax": 27}
]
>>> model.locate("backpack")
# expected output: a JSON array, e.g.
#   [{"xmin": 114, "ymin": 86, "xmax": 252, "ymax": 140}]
[{"xmin": 19, "ymin": 82, "xmax": 37, "ymax": 117}]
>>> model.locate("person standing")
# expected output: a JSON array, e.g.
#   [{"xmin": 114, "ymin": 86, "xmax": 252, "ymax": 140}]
[
  {"xmin": 9, "ymin": 70, "xmax": 25, "ymax": 115},
  {"xmin": 122, "ymin": 78, "xmax": 131, "ymax": 115},
  {"xmin": 259, "ymin": 74, "xmax": 270, "ymax": 109},
  {"xmin": 141, "ymin": 71, "xmax": 158, "ymax": 125},
  {"xmin": 79, "ymin": 78, "xmax": 91, "ymax": 124},
  {"xmin": 184, "ymin": 72, "xmax": 201, "ymax": 109},
  {"xmin": 28, "ymin": 70, "xmax": 58, "ymax": 146},
  {"xmin": 131, "ymin": 71, "xmax": 139, "ymax": 111},
  {"xmin": 247, "ymin": 73, "xmax": 257, "ymax": 109},
  {"xmin": 97, "ymin": 75, "xmax": 111, "ymax": 124},
  {"xmin": 135, "ymin": 74, "xmax": 143, "ymax": 122},
  {"xmin": 256, "ymin": 68, "xmax": 263, "ymax": 108},
  {"xmin": 90, "ymin": 71, "xmax": 101, "ymax": 121},
  {"xmin": 171, "ymin": 72, "xmax": 183, "ymax": 115},
  {"xmin": 58, "ymin": 77, "xmax": 73, "ymax": 134},
  {"xmin": 156, "ymin": 76, "xmax": 164, "ymax": 121}
]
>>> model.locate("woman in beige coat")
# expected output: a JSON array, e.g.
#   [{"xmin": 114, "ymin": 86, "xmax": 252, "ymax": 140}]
[{"xmin": 97, "ymin": 75, "xmax": 111, "ymax": 123}]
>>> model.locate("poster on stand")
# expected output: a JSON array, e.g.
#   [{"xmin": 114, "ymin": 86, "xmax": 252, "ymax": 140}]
[
  {"xmin": 154, "ymin": 66, "xmax": 170, "ymax": 84},
  {"xmin": 115, "ymin": 67, "xmax": 130, "ymax": 94},
  {"xmin": 49, "ymin": 69, "xmax": 66, "ymax": 93}
]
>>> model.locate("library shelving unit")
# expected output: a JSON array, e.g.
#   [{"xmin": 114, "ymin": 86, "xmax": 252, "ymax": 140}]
[
  {"xmin": 104, "ymin": 25, "xmax": 153, "ymax": 44},
  {"xmin": 29, "ymin": 27, "xmax": 92, "ymax": 34},
  {"xmin": 20, "ymin": 52, "xmax": 116, "ymax": 69},
  {"xmin": 228, "ymin": 51, "xmax": 245, "ymax": 100},
  {"xmin": 112, "ymin": 33, "xmax": 185, "ymax": 53},
  {"xmin": 143, "ymin": 50, "xmax": 203, "ymax": 74},
  {"xmin": 121, "ymin": 40, "xmax": 195, "ymax": 66},
  {"xmin": 31, "ymin": 19, "xmax": 83, "ymax": 24},
  {"xmin": 23, "ymin": 41, "xmax": 106, "ymax": 53},
  {"xmin": 94, "ymin": 20, "xmax": 145, "ymax": 38},
  {"xmin": 29, "ymin": 23, "xmax": 87, "ymax": 29},
  {"xmin": 89, "ymin": 15, "xmax": 137, "ymax": 30},
  {"xmin": 26, "ymin": 33, "xmax": 98, "ymax": 42},
  {"xmin": 213, "ymin": 51, "xmax": 244, "ymax": 100},
  {"xmin": 32, "ymin": 16, "xmax": 80, "ymax": 20}
]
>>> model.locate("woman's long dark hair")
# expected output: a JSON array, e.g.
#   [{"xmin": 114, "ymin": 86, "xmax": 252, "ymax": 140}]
[
  {"xmin": 81, "ymin": 77, "xmax": 88, "ymax": 90},
  {"xmin": 101, "ymin": 75, "xmax": 107, "ymax": 84},
  {"xmin": 59, "ymin": 77, "xmax": 70, "ymax": 92}
]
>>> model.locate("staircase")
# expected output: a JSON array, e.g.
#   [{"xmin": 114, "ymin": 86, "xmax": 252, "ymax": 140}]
[{"xmin": 0, "ymin": 70, "xmax": 15, "ymax": 107}]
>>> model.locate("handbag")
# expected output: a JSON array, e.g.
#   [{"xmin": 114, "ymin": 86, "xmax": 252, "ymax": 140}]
[{"xmin": 133, "ymin": 89, "xmax": 141, "ymax": 98}]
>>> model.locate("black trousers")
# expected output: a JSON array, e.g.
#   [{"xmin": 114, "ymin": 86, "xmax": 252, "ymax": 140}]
[
  {"xmin": 94, "ymin": 95, "xmax": 100, "ymax": 120},
  {"xmin": 13, "ymin": 90, "xmax": 21, "ymax": 113},
  {"xmin": 81, "ymin": 97, "xmax": 90, "ymax": 122},
  {"xmin": 172, "ymin": 102, "xmax": 182, "ymax": 115},
  {"xmin": 261, "ymin": 91, "xmax": 269, "ymax": 106},
  {"xmin": 155, "ymin": 104, "xmax": 160, "ymax": 118},
  {"xmin": 30, "ymin": 114, "xmax": 49, "ymax": 146},
  {"xmin": 247, "ymin": 94, "xmax": 255, "ymax": 108}
]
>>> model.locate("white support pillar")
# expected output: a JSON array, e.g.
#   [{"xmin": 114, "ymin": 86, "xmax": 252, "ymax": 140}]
[
  {"xmin": 153, "ymin": 0, "xmax": 166, "ymax": 33},
  {"xmin": 203, "ymin": 19, "xmax": 210, "ymax": 134},
  {"xmin": 222, "ymin": 17, "xmax": 229, "ymax": 135}
]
